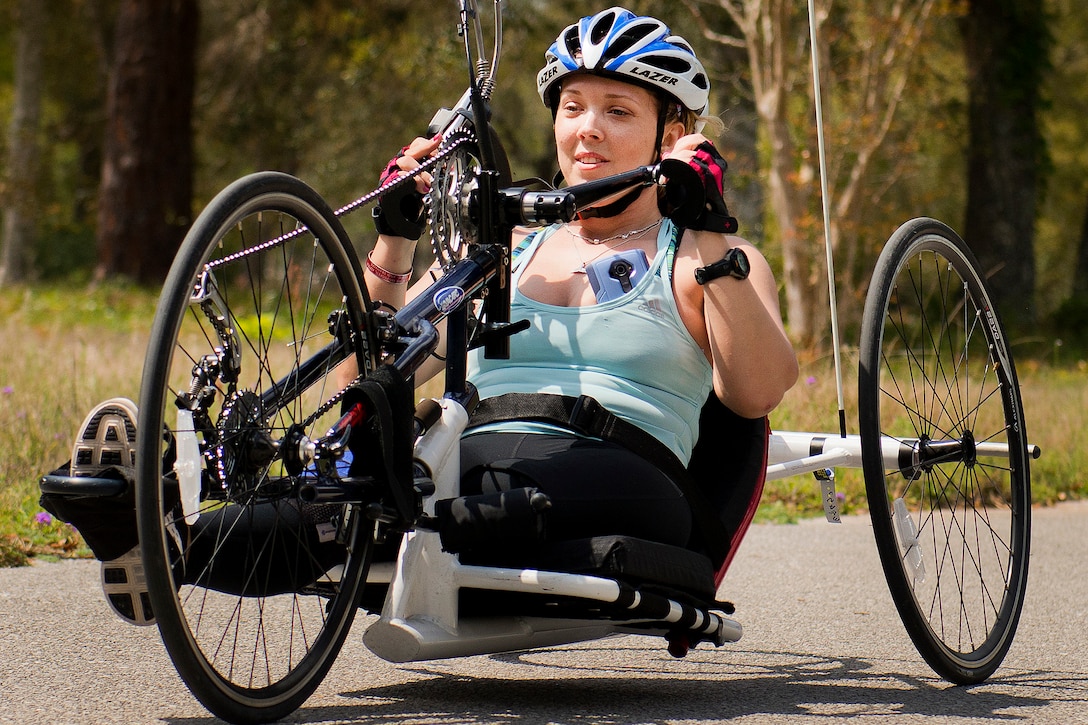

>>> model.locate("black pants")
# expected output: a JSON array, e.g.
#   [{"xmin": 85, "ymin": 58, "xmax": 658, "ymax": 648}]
[
  {"xmin": 178, "ymin": 432, "xmax": 693, "ymax": 593},
  {"xmin": 459, "ymin": 432, "xmax": 692, "ymax": 548}
]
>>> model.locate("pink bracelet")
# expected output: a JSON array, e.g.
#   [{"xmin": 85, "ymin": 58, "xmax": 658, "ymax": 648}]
[{"xmin": 365, "ymin": 251, "xmax": 412, "ymax": 284}]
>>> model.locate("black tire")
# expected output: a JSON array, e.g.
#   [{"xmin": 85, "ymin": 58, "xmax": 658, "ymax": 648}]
[
  {"xmin": 858, "ymin": 217, "xmax": 1031, "ymax": 684},
  {"xmin": 136, "ymin": 172, "xmax": 377, "ymax": 723}
]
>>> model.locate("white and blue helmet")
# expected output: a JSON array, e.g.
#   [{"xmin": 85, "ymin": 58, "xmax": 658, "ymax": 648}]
[{"xmin": 536, "ymin": 7, "xmax": 710, "ymax": 117}]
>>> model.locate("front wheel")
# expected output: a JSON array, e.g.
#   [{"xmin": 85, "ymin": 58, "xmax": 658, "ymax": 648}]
[
  {"xmin": 858, "ymin": 218, "xmax": 1031, "ymax": 684},
  {"xmin": 136, "ymin": 172, "xmax": 377, "ymax": 723}
]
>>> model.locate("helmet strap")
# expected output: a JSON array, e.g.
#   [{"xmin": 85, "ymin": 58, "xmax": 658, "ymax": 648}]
[{"xmin": 653, "ymin": 96, "xmax": 670, "ymax": 163}]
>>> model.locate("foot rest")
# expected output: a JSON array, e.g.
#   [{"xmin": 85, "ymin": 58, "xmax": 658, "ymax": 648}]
[
  {"xmin": 40, "ymin": 464, "xmax": 130, "ymax": 497},
  {"xmin": 39, "ymin": 464, "xmax": 138, "ymax": 561}
]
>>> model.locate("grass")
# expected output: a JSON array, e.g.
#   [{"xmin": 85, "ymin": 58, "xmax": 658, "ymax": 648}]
[
  {"xmin": 0, "ymin": 282, "xmax": 158, "ymax": 565},
  {"xmin": 2, "ymin": 281, "xmax": 1084, "ymax": 565}
]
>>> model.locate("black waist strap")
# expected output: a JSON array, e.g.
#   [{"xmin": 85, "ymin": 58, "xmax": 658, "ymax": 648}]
[{"xmin": 467, "ymin": 393, "xmax": 729, "ymax": 564}]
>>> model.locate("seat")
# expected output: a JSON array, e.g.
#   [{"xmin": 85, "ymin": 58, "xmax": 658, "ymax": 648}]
[{"xmin": 686, "ymin": 395, "xmax": 770, "ymax": 585}]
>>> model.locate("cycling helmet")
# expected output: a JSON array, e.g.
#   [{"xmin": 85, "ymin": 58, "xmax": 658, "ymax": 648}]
[{"xmin": 537, "ymin": 7, "xmax": 710, "ymax": 117}]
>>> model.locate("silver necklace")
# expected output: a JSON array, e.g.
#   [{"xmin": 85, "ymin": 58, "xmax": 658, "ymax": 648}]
[
  {"xmin": 566, "ymin": 218, "xmax": 663, "ymax": 274},
  {"xmin": 566, "ymin": 217, "xmax": 664, "ymax": 245}
]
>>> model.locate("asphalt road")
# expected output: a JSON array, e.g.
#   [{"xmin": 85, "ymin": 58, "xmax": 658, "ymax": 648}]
[{"xmin": 2, "ymin": 501, "xmax": 1085, "ymax": 725}]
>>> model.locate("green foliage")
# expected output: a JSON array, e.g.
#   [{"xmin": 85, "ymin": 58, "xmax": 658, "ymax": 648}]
[
  {"xmin": 1047, "ymin": 296, "xmax": 1088, "ymax": 349},
  {"xmin": 1037, "ymin": 0, "xmax": 1088, "ymax": 317},
  {"xmin": 0, "ymin": 281, "xmax": 156, "ymax": 565},
  {"xmin": 2, "ymin": 0, "xmax": 1085, "ymax": 337},
  {"xmin": 0, "ymin": 1, "xmax": 108, "ymax": 280}
]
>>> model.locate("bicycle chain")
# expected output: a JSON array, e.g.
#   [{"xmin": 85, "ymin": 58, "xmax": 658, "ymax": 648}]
[
  {"xmin": 200, "ymin": 130, "xmax": 479, "ymax": 435},
  {"xmin": 203, "ymin": 130, "xmax": 478, "ymax": 272},
  {"xmin": 300, "ymin": 373, "xmax": 366, "ymax": 431}
]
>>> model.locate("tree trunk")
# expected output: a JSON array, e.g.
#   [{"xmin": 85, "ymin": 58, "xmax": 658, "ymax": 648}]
[
  {"xmin": 0, "ymin": 0, "xmax": 45, "ymax": 284},
  {"xmin": 96, "ymin": 0, "xmax": 199, "ymax": 284},
  {"xmin": 717, "ymin": 0, "xmax": 824, "ymax": 348},
  {"xmin": 960, "ymin": 0, "xmax": 1048, "ymax": 329},
  {"xmin": 764, "ymin": 94, "xmax": 820, "ymax": 346},
  {"xmin": 1073, "ymin": 192, "xmax": 1088, "ymax": 299}
]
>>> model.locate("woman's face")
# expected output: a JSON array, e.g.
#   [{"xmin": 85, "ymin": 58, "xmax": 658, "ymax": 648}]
[{"xmin": 554, "ymin": 74, "xmax": 673, "ymax": 186}]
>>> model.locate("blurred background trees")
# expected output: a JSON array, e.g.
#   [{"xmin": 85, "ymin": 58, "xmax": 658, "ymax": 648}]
[
  {"xmin": 0, "ymin": 0, "xmax": 1085, "ymax": 352},
  {"xmin": 96, "ymin": 0, "xmax": 198, "ymax": 283},
  {"xmin": 0, "ymin": 0, "xmax": 44, "ymax": 284}
]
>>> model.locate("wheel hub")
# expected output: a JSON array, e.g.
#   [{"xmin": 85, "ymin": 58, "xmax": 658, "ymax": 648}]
[{"xmin": 915, "ymin": 430, "xmax": 978, "ymax": 471}]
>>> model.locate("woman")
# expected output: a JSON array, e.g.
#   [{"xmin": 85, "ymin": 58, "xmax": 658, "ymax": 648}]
[{"xmin": 365, "ymin": 7, "xmax": 798, "ymax": 550}]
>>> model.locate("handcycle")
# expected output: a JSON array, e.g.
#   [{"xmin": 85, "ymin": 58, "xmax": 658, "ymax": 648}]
[{"xmin": 126, "ymin": 2, "xmax": 1037, "ymax": 722}]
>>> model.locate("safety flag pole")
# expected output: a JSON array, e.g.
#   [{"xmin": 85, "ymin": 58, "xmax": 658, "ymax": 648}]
[{"xmin": 807, "ymin": 0, "xmax": 847, "ymax": 438}]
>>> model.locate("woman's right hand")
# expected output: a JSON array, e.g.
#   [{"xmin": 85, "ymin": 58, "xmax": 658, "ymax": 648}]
[
  {"xmin": 379, "ymin": 134, "xmax": 442, "ymax": 194},
  {"xmin": 372, "ymin": 135, "xmax": 444, "ymax": 241}
]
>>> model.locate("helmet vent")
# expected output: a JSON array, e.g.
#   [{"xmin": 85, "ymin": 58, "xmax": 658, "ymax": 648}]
[
  {"xmin": 639, "ymin": 54, "xmax": 693, "ymax": 74},
  {"xmin": 671, "ymin": 38, "xmax": 697, "ymax": 55},
  {"xmin": 602, "ymin": 27, "xmax": 654, "ymax": 63},
  {"xmin": 589, "ymin": 10, "xmax": 619, "ymax": 45},
  {"xmin": 562, "ymin": 26, "xmax": 582, "ymax": 57}
]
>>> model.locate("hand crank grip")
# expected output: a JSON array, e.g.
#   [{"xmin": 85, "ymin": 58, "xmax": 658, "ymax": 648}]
[
  {"xmin": 655, "ymin": 158, "xmax": 706, "ymax": 229},
  {"xmin": 498, "ymin": 166, "xmax": 653, "ymax": 226}
]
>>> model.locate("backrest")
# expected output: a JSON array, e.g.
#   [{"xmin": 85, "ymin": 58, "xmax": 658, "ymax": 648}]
[{"xmin": 686, "ymin": 394, "xmax": 769, "ymax": 586}]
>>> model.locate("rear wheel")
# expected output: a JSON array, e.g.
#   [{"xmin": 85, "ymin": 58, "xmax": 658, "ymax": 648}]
[
  {"xmin": 858, "ymin": 217, "xmax": 1032, "ymax": 684},
  {"xmin": 136, "ymin": 172, "xmax": 377, "ymax": 724}
]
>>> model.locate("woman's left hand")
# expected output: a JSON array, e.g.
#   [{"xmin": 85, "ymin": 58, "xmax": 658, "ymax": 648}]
[
  {"xmin": 660, "ymin": 133, "xmax": 710, "ymax": 164},
  {"xmin": 662, "ymin": 134, "xmax": 737, "ymax": 234}
]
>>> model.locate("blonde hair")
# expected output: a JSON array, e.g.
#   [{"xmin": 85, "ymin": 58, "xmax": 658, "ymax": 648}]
[{"xmin": 666, "ymin": 103, "xmax": 725, "ymax": 138}]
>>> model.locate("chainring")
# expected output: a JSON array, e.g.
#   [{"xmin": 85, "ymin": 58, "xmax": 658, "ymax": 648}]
[{"xmin": 427, "ymin": 131, "xmax": 482, "ymax": 269}]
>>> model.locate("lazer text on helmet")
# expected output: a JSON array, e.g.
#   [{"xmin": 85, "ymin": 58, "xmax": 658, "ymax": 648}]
[{"xmin": 629, "ymin": 66, "xmax": 679, "ymax": 87}]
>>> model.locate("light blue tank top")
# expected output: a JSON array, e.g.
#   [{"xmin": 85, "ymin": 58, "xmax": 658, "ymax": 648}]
[{"xmin": 466, "ymin": 220, "xmax": 713, "ymax": 463}]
